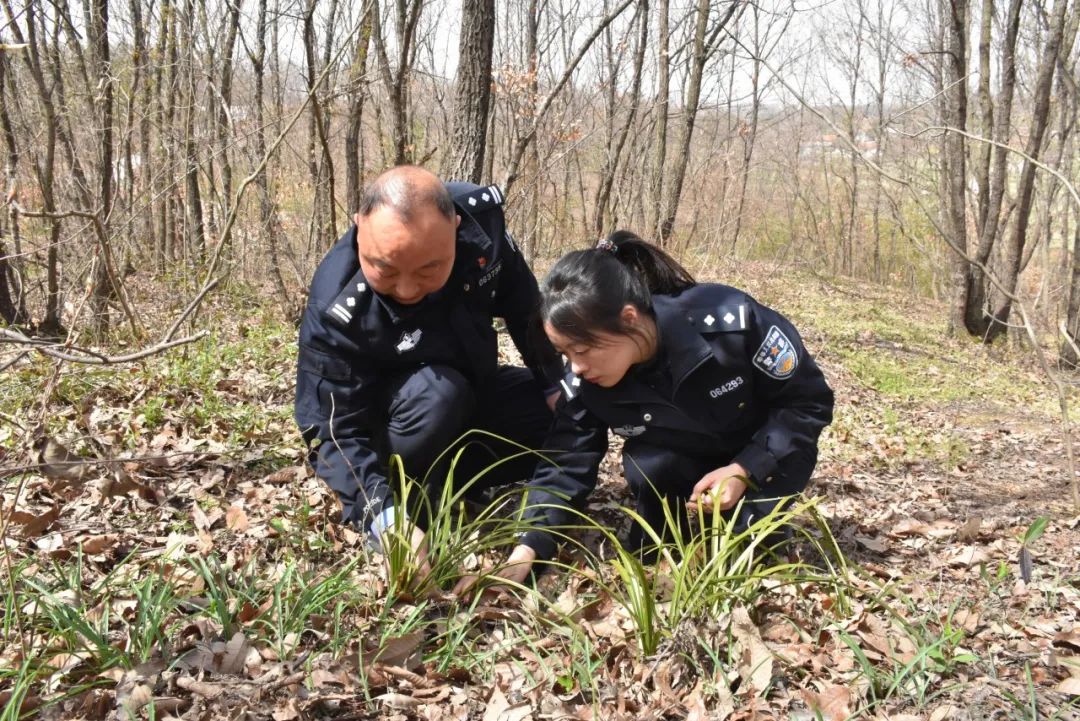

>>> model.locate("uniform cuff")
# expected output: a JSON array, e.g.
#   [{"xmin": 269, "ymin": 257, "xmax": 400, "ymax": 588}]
[
  {"xmin": 733, "ymin": 444, "xmax": 778, "ymax": 485},
  {"xmin": 369, "ymin": 506, "xmax": 405, "ymax": 540},
  {"xmin": 351, "ymin": 488, "xmax": 392, "ymax": 530},
  {"xmin": 519, "ymin": 529, "xmax": 558, "ymax": 562}
]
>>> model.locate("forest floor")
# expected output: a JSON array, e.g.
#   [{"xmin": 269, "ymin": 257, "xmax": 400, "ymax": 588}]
[{"xmin": 1, "ymin": 259, "xmax": 1079, "ymax": 721}]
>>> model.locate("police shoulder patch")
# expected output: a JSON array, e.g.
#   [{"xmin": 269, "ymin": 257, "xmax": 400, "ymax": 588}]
[
  {"xmin": 752, "ymin": 325, "xmax": 799, "ymax": 379},
  {"xmin": 688, "ymin": 303, "xmax": 748, "ymax": 333},
  {"xmin": 456, "ymin": 185, "xmax": 504, "ymax": 214}
]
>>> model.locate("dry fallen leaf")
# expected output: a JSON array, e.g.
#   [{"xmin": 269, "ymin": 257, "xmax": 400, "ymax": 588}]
[
  {"xmin": 378, "ymin": 692, "xmax": 422, "ymax": 710},
  {"xmin": 956, "ymin": 516, "xmax": 982, "ymax": 541},
  {"xmin": 81, "ymin": 533, "xmax": 121, "ymax": 555},
  {"xmin": 929, "ymin": 704, "xmax": 962, "ymax": 721},
  {"xmin": 948, "ymin": 545, "xmax": 991, "ymax": 568},
  {"xmin": 482, "ymin": 687, "xmax": 510, "ymax": 721},
  {"xmin": 225, "ymin": 505, "xmax": 249, "ymax": 532},
  {"xmin": 35, "ymin": 436, "xmax": 90, "ymax": 485},
  {"xmin": 1058, "ymin": 677, "xmax": 1080, "ymax": 696},
  {"xmin": 176, "ymin": 632, "xmax": 253, "ymax": 675},
  {"xmin": 5, "ymin": 505, "xmax": 60, "ymax": 538},
  {"xmin": 731, "ymin": 607, "xmax": 773, "ymax": 695},
  {"xmin": 362, "ymin": 631, "xmax": 424, "ymax": 670},
  {"xmin": 801, "ymin": 685, "xmax": 852, "ymax": 721}
]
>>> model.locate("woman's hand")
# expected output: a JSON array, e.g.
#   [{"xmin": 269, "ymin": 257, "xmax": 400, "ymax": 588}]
[
  {"xmin": 452, "ymin": 544, "xmax": 537, "ymax": 600},
  {"xmin": 688, "ymin": 463, "xmax": 750, "ymax": 513}
]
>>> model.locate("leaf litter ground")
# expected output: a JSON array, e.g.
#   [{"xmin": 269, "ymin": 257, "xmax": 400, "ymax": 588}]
[{"xmin": 1, "ymin": 267, "xmax": 1078, "ymax": 720}]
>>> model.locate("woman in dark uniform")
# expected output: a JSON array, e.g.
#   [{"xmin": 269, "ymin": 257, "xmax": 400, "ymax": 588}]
[{"xmin": 454, "ymin": 231, "xmax": 833, "ymax": 592}]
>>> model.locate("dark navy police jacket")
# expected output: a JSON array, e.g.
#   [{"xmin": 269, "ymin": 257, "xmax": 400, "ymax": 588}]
[
  {"xmin": 519, "ymin": 283, "xmax": 834, "ymax": 559},
  {"xmin": 294, "ymin": 182, "xmax": 561, "ymax": 530}
]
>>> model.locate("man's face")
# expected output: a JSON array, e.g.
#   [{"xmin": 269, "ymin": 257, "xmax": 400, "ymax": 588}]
[{"xmin": 355, "ymin": 205, "xmax": 459, "ymax": 305}]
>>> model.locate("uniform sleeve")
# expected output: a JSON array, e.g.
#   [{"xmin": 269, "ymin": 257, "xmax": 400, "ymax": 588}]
[
  {"xmin": 294, "ymin": 313, "xmax": 390, "ymax": 531},
  {"xmin": 493, "ymin": 228, "xmax": 564, "ymax": 391},
  {"xmin": 518, "ymin": 394, "xmax": 609, "ymax": 560},
  {"xmin": 732, "ymin": 299, "xmax": 834, "ymax": 484}
]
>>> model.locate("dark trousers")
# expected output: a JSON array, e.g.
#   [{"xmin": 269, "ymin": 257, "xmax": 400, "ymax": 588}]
[
  {"xmin": 621, "ymin": 442, "xmax": 816, "ymax": 555},
  {"xmin": 381, "ymin": 364, "xmax": 552, "ymax": 523}
]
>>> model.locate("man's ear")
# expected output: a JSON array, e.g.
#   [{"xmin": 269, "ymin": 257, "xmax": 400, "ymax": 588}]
[
  {"xmin": 620, "ymin": 304, "xmax": 641, "ymax": 326},
  {"xmin": 455, "ymin": 214, "xmax": 462, "ymax": 228}
]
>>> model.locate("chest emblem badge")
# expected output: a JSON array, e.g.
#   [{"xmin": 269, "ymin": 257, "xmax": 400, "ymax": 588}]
[
  {"xmin": 613, "ymin": 424, "xmax": 646, "ymax": 438},
  {"xmin": 395, "ymin": 329, "xmax": 422, "ymax": 353}
]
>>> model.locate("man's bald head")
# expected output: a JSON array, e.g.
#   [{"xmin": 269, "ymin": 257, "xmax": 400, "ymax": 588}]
[
  {"xmin": 357, "ymin": 165, "xmax": 455, "ymax": 223},
  {"xmin": 353, "ymin": 166, "xmax": 460, "ymax": 306}
]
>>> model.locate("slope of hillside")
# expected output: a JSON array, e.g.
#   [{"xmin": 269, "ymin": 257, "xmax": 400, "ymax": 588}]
[{"xmin": 2, "ymin": 266, "xmax": 1078, "ymax": 720}]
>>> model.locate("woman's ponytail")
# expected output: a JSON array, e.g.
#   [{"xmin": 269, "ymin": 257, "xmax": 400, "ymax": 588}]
[
  {"xmin": 599, "ymin": 230, "xmax": 696, "ymax": 295},
  {"xmin": 538, "ymin": 230, "xmax": 696, "ymax": 347}
]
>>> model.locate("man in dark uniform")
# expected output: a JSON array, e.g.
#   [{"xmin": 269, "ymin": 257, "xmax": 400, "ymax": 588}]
[{"xmin": 294, "ymin": 166, "xmax": 561, "ymax": 568}]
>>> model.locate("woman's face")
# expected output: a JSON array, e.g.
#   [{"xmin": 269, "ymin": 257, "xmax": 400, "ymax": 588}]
[{"xmin": 544, "ymin": 305, "xmax": 652, "ymax": 388}]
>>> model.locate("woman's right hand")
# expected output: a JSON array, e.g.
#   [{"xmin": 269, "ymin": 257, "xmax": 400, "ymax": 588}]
[{"xmin": 452, "ymin": 544, "xmax": 536, "ymax": 600}]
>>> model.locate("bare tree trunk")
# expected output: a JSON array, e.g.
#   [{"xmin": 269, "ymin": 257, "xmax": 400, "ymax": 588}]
[
  {"xmin": 502, "ymin": 0, "xmax": 633, "ymax": 196},
  {"xmin": 594, "ymin": 0, "xmax": 648, "ymax": 236},
  {"xmin": 974, "ymin": 0, "xmax": 993, "ymax": 234},
  {"xmin": 213, "ymin": 0, "xmax": 240, "ymax": 255},
  {"xmin": 941, "ymin": 0, "xmax": 969, "ymax": 335},
  {"xmin": 251, "ymin": 0, "xmax": 288, "ymax": 302},
  {"xmin": 443, "ymin": 0, "xmax": 495, "ymax": 183},
  {"xmin": 984, "ymin": 0, "xmax": 1072, "ymax": 341},
  {"xmin": 522, "ymin": 0, "xmax": 539, "ymax": 260},
  {"xmin": 180, "ymin": 0, "xmax": 204, "ymax": 265},
  {"xmin": 646, "ymin": 0, "xmax": 668, "ymax": 236},
  {"xmin": 0, "ymin": 50, "xmax": 28, "ymax": 327},
  {"xmin": 303, "ymin": 0, "xmax": 337, "ymax": 249},
  {"xmin": 658, "ymin": 0, "xmax": 741, "ymax": 244},
  {"xmin": 731, "ymin": 4, "xmax": 762, "ymax": 252},
  {"xmin": 842, "ymin": 6, "xmax": 864, "ymax": 275},
  {"xmin": 90, "ymin": 0, "xmax": 115, "ymax": 333},
  {"xmin": 345, "ymin": 1, "xmax": 374, "ymax": 212},
  {"xmin": 963, "ymin": 0, "xmax": 1021, "ymax": 334},
  {"xmin": 373, "ymin": 0, "xmax": 423, "ymax": 164}
]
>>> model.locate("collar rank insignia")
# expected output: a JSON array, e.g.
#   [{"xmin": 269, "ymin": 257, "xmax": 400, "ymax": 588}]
[
  {"xmin": 395, "ymin": 329, "xmax": 422, "ymax": 354},
  {"xmin": 752, "ymin": 325, "xmax": 798, "ymax": 379}
]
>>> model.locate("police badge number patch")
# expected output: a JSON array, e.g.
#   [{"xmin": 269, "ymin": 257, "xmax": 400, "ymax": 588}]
[{"xmin": 753, "ymin": 325, "xmax": 798, "ymax": 379}]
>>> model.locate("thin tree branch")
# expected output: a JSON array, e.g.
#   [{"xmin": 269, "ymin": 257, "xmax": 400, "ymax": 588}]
[{"xmin": 0, "ymin": 327, "xmax": 209, "ymax": 364}]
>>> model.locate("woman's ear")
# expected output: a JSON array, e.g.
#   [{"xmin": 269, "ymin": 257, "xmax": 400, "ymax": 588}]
[{"xmin": 620, "ymin": 304, "xmax": 641, "ymax": 327}]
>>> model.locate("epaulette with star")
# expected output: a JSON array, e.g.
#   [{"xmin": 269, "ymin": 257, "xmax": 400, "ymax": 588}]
[
  {"xmin": 325, "ymin": 279, "xmax": 369, "ymax": 328},
  {"xmin": 686, "ymin": 303, "xmax": 748, "ymax": 333},
  {"xmin": 559, "ymin": 370, "xmax": 583, "ymax": 400},
  {"xmin": 454, "ymin": 184, "xmax": 505, "ymax": 213}
]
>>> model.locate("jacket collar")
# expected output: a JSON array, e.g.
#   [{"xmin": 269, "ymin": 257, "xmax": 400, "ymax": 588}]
[{"xmin": 652, "ymin": 293, "xmax": 714, "ymax": 388}]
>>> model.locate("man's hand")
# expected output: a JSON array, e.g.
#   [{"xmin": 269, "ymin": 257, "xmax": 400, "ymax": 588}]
[
  {"xmin": 406, "ymin": 524, "xmax": 433, "ymax": 586},
  {"xmin": 688, "ymin": 463, "xmax": 750, "ymax": 513},
  {"xmin": 452, "ymin": 544, "xmax": 537, "ymax": 599},
  {"xmin": 381, "ymin": 523, "xmax": 434, "ymax": 594}
]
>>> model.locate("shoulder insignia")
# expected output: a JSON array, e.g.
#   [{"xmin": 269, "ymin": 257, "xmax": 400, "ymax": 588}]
[
  {"xmin": 559, "ymin": 373, "xmax": 582, "ymax": 401},
  {"xmin": 324, "ymin": 278, "xmax": 370, "ymax": 329},
  {"xmin": 753, "ymin": 325, "xmax": 799, "ymax": 379},
  {"xmin": 687, "ymin": 303, "xmax": 747, "ymax": 333},
  {"xmin": 456, "ymin": 184, "xmax": 504, "ymax": 214}
]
